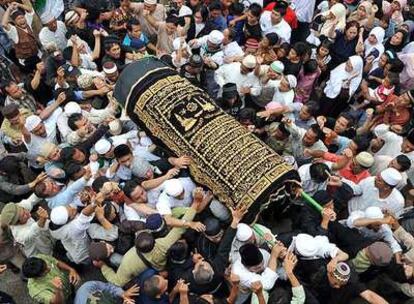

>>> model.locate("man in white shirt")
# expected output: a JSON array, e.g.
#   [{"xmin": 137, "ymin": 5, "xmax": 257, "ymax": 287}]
[
  {"xmin": 260, "ymin": 2, "xmax": 292, "ymax": 43},
  {"xmin": 0, "ymin": 194, "xmax": 54, "ymax": 257},
  {"xmin": 215, "ymin": 55, "xmax": 262, "ymax": 100},
  {"xmin": 232, "ymin": 242, "xmax": 284, "ymax": 304},
  {"xmin": 39, "ymin": 15, "xmax": 67, "ymax": 51},
  {"xmin": 156, "ymin": 178, "xmax": 196, "ymax": 215},
  {"xmin": 346, "ymin": 168, "xmax": 405, "ymax": 216},
  {"xmin": 344, "ymin": 206, "xmax": 402, "ymax": 260}
]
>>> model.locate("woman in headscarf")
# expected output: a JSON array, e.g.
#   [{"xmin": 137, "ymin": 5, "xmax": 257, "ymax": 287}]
[
  {"xmin": 319, "ymin": 3, "xmax": 347, "ymax": 38},
  {"xmin": 384, "ymin": 29, "xmax": 408, "ymax": 53},
  {"xmin": 382, "ymin": 0, "xmax": 407, "ymax": 26},
  {"xmin": 363, "ymin": 27, "xmax": 385, "ymax": 71},
  {"xmin": 329, "ymin": 21, "xmax": 360, "ymax": 68},
  {"xmin": 319, "ymin": 55, "xmax": 364, "ymax": 117},
  {"xmin": 347, "ymin": 1, "xmax": 376, "ymax": 29}
]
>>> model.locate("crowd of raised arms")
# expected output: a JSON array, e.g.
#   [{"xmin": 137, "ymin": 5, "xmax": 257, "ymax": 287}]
[{"xmin": 0, "ymin": 0, "xmax": 414, "ymax": 303}]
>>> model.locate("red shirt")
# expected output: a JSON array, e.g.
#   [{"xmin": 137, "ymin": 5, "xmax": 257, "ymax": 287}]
[
  {"xmin": 323, "ymin": 152, "xmax": 371, "ymax": 184},
  {"xmin": 264, "ymin": 3, "xmax": 298, "ymax": 29}
]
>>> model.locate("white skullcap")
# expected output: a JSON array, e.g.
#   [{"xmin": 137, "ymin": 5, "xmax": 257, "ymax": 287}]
[
  {"xmin": 236, "ymin": 223, "xmax": 253, "ymax": 242},
  {"xmin": 364, "ymin": 206, "xmax": 383, "ymax": 219},
  {"xmin": 355, "ymin": 152, "xmax": 374, "ymax": 168},
  {"xmin": 64, "ymin": 102, "xmax": 82, "ymax": 115},
  {"xmin": 380, "ymin": 168, "xmax": 402, "ymax": 186},
  {"xmin": 209, "ymin": 199, "xmax": 231, "ymax": 221},
  {"xmin": 286, "ymin": 75, "xmax": 297, "ymax": 89},
  {"xmin": 144, "ymin": 0, "xmax": 157, "ymax": 4},
  {"xmin": 164, "ymin": 179, "xmax": 184, "ymax": 197},
  {"xmin": 94, "ymin": 139, "xmax": 112, "ymax": 155},
  {"xmin": 179, "ymin": 5, "xmax": 193, "ymax": 17},
  {"xmin": 270, "ymin": 61, "xmax": 284, "ymax": 73},
  {"xmin": 131, "ymin": 157, "xmax": 153, "ymax": 178},
  {"xmin": 103, "ymin": 62, "xmax": 118, "ymax": 74},
  {"xmin": 112, "ymin": 137, "xmax": 128, "ymax": 148},
  {"xmin": 50, "ymin": 206, "xmax": 69, "ymax": 225},
  {"xmin": 65, "ymin": 10, "xmax": 78, "ymax": 24},
  {"xmin": 173, "ymin": 37, "xmax": 188, "ymax": 51},
  {"xmin": 77, "ymin": 73, "xmax": 94, "ymax": 89},
  {"xmin": 109, "ymin": 120, "xmax": 122, "ymax": 136},
  {"xmin": 207, "ymin": 30, "xmax": 224, "ymax": 45},
  {"xmin": 295, "ymin": 233, "xmax": 318, "ymax": 257},
  {"xmin": 24, "ymin": 115, "xmax": 41, "ymax": 132},
  {"xmin": 40, "ymin": 12, "xmax": 55, "ymax": 24},
  {"xmin": 242, "ymin": 55, "xmax": 257, "ymax": 69}
]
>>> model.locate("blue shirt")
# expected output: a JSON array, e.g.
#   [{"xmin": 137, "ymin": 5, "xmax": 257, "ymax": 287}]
[
  {"xmin": 122, "ymin": 33, "xmax": 149, "ymax": 51},
  {"xmin": 74, "ymin": 281, "xmax": 123, "ymax": 304},
  {"xmin": 46, "ymin": 177, "xmax": 87, "ymax": 209}
]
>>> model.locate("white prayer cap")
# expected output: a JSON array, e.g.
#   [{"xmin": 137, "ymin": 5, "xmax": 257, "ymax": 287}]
[
  {"xmin": 103, "ymin": 62, "xmax": 118, "ymax": 74},
  {"xmin": 270, "ymin": 61, "xmax": 284, "ymax": 73},
  {"xmin": 380, "ymin": 168, "xmax": 402, "ymax": 186},
  {"xmin": 95, "ymin": 139, "xmax": 112, "ymax": 155},
  {"xmin": 242, "ymin": 55, "xmax": 257, "ymax": 69},
  {"xmin": 179, "ymin": 5, "xmax": 193, "ymax": 17},
  {"xmin": 355, "ymin": 152, "xmax": 374, "ymax": 168},
  {"xmin": 64, "ymin": 102, "xmax": 81, "ymax": 115},
  {"xmin": 77, "ymin": 73, "xmax": 94, "ymax": 89},
  {"xmin": 164, "ymin": 179, "xmax": 184, "ymax": 197},
  {"xmin": 50, "ymin": 206, "xmax": 69, "ymax": 225},
  {"xmin": 286, "ymin": 75, "xmax": 297, "ymax": 89},
  {"xmin": 131, "ymin": 157, "xmax": 153, "ymax": 178},
  {"xmin": 209, "ymin": 199, "xmax": 230, "ymax": 221},
  {"xmin": 24, "ymin": 115, "xmax": 41, "ymax": 132},
  {"xmin": 364, "ymin": 206, "xmax": 383, "ymax": 219},
  {"xmin": 173, "ymin": 38, "xmax": 190, "ymax": 52},
  {"xmin": 65, "ymin": 10, "xmax": 79, "ymax": 25},
  {"xmin": 109, "ymin": 120, "xmax": 122, "ymax": 136},
  {"xmin": 144, "ymin": 0, "xmax": 157, "ymax": 5},
  {"xmin": 295, "ymin": 233, "xmax": 318, "ymax": 257},
  {"xmin": 40, "ymin": 12, "xmax": 55, "ymax": 25},
  {"xmin": 236, "ymin": 223, "xmax": 253, "ymax": 242},
  {"xmin": 112, "ymin": 137, "xmax": 128, "ymax": 148},
  {"xmin": 207, "ymin": 30, "xmax": 224, "ymax": 45}
]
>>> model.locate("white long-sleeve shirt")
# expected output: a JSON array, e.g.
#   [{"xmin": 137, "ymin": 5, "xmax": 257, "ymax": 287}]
[
  {"xmin": 39, "ymin": 21, "xmax": 67, "ymax": 51},
  {"xmin": 215, "ymin": 62, "xmax": 262, "ymax": 97},
  {"xmin": 345, "ymin": 210, "xmax": 402, "ymax": 254},
  {"xmin": 10, "ymin": 194, "xmax": 54, "ymax": 257},
  {"xmin": 260, "ymin": 11, "xmax": 291, "ymax": 43},
  {"xmin": 347, "ymin": 176, "xmax": 405, "ymax": 216}
]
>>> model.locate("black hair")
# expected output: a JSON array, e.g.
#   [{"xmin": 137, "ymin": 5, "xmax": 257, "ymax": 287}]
[
  {"xmin": 386, "ymin": 72, "xmax": 400, "ymax": 86},
  {"xmin": 338, "ymin": 112, "xmax": 354, "ymax": 127},
  {"xmin": 143, "ymin": 275, "xmax": 161, "ymax": 299},
  {"xmin": 352, "ymin": 135, "xmax": 371, "ymax": 154},
  {"xmin": 166, "ymin": 14, "xmax": 179, "ymax": 25},
  {"xmin": 67, "ymin": 113, "xmax": 83, "ymax": 131},
  {"xmin": 230, "ymin": 2, "xmax": 244, "ymax": 15},
  {"xmin": 168, "ymin": 241, "xmax": 190, "ymax": 264},
  {"xmin": 309, "ymin": 162, "xmax": 330, "ymax": 183},
  {"xmin": 126, "ymin": 18, "xmax": 140, "ymax": 32},
  {"xmin": 304, "ymin": 101, "xmax": 319, "ymax": 116},
  {"xmin": 278, "ymin": 42, "xmax": 291, "ymax": 55},
  {"xmin": 209, "ymin": 1, "xmax": 222, "ymax": 11},
  {"xmin": 92, "ymin": 176, "xmax": 110, "ymax": 193},
  {"xmin": 249, "ymin": 3, "xmax": 262, "ymax": 17},
  {"xmin": 396, "ymin": 154, "xmax": 411, "ymax": 172},
  {"xmin": 113, "ymin": 144, "xmax": 132, "ymax": 159},
  {"xmin": 22, "ymin": 257, "xmax": 47, "ymax": 278},
  {"xmin": 388, "ymin": 58, "xmax": 405, "ymax": 73},
  {"xmin": 237, "ymin": 108, "xmax": 256, "ymax": 124},
  {"xmin": 277, "ymin": 122, "xmax": 290, "ymax": 137},
  {"xmin": 226, "ymin": 27, "xmax": 237, "ymax": 41},
  {"xmin": 135, "ymin": 231, "xmax": 155, "ymax": 253},
  {"xmin": 319, "ymin": 39, "xmax": 332, "ymax": 51},
  {"xmin": 309, "ymin": 123, "xmax": 325, "ymax": 141},
  {"xmin": 62, "ymin": 46, "xmax": 73, "ymax": 62},
  {"xmin": 65, "ymin": 162, "xmax": 83, "ymax": 180},
  {"xmin": 292, "ymin": 42, "xmax": 310, "ymax": 58},
  {"xmin": 303, "ymin": 59, "xmax": 318, "ymax": 74},
  {"xmin": 123, "ymin": 179, "xmax": 142, "ymax": 199},
  {"xmin": 59, "ymin": 147, "xmax": 76, "ymax": 164}
]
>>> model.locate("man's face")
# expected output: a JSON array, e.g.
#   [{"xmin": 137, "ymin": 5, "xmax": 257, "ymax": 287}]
[
  {"xmin": 5, "ymin": 82, "xmax": 23, "ymax": 99},
  {"xmin": 267, "ymin": 69, "xmax": 282, "ymax": 80},
  {"xmin": 247, "ymin": 261, "xmax": 265, "ymax": 274},
  {"xmin": 327, "ymin": 271, "xmax": 346, "ymax": 289},
  {"xmin": 271, "ymin": 11, "xmax": 282, "ymax": 24},
  {"xmin": 404, "ymin": 264, "xmax": 414, "ymax": 280},
  {"xmin": 107, "ymin": 44, "xmax": 121, "ymax": 59},
  {"xmin": 14, "ymin": 15, "xmax": 27, "ymax": 28},
  {"xmin": 205, "ymin": 229, "xmax": 224, "ymax": 243},
  {"xmin": 396, "ymin": 92, "xmax": 412, "ymax": 108},
  {"xmin": 210, "ymin": 9, "xmax": 221, "ymax": 19},
  {"xmin": 8, "ymin": 113, "xmax": 21, "ymax": 126},
  {"xmin": 401, "ymin": 138, "xmax": 414, "ymax": 154},
  {"xmin": 32, "ymin": 123, "xmax": 47, "ymax": 137},
  {"xmin": 388, "ymin": 158, "xmax": 401, "ymax": 171},
  {"xmin": 106, "ymin": 71, "xmax": 119, "ymax": 83},
  {"xmin": 74, "ymin": 116, "xmax": 89, "ymax": 130},
  {"xmin": 222, "ymin": 29, "xmax": 231, "ymax": 45},
  {"xmin": 166, "ymin": 23, "xmax": 177, "ymax": 35},
  {"xmin": 374, "ymin": 174, "xmax": 389, "ymax": 192},
  {"xmin": 73, "ymin": 148, "xmax": 86, "ymax": 163},
  {"xmin": 155, "ymin": 275, "xmax": 169, "ymax": 296},
  {"xmin": 240, "ymin": 64, "xmax": 254, "ymax": 75},
  {"xmin": 334, "ymin": 116, "xmax": 349, "ymax": 134},
  {"xmin": 49, "ymin": 147, "xmax": 61, "ymax": 161},
  {"xmin": 18, "ymin": 208, "xmax": 31, "ymax": 225},
  {"xmin": 350, "ymin": 158, "xmax": 364, "ymax": 174},
  {"xmin": 44, "ymin": 179, "xmax": 61, "ymax": 196},
  {"xmin": 299, "ymin": 106, "xmax": 311, "ymax": 121},
  {"xmin": 303, "ymin": 129, "xmax": 317, "ymax": 147},
  {"xmin": 131, "ymin": 185, "xmax": 148, "ymax": 203},
  {"xmin": 278, "ymin": 77, "xmax": 290, "ymax": 92},
  {"xmin": 129, "ymin": 24, "xmax": 142, "ymax": 39},
  {"xmin": 47, "ymin": 18, "xmax": 58, "ymax": 32},
  {"xmin": 72, "ymin": 167, "xmax": 85, "ymax": 180},
  {"xmin": 118, "ymin": 154, "xmax": 133, "ymax": 168},
  {"xmin": 144, "ymin": 3, "xmax": 156, "ymax": 13},
  {"xmin": 246, "ymin": 11, "xmax": 258, "ymax": 24}
]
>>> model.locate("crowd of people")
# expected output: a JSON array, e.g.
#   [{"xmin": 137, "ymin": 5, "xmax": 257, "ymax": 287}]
[{"xmin": 0, "ymin": 0, "xmax": 414, "ymax": 303}]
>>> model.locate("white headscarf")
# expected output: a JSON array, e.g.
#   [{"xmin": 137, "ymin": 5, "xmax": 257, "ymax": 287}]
[
  {"xmin": 324, "ymin": 56, "xmax": 364, "ymax": 99},
  {"xmin": 364, "ymin": 27, "xmax": 385, "ymax": 58},
  {"xmin": 320, "ymin": 4, "xmax": 347, "ymax": 37}
]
